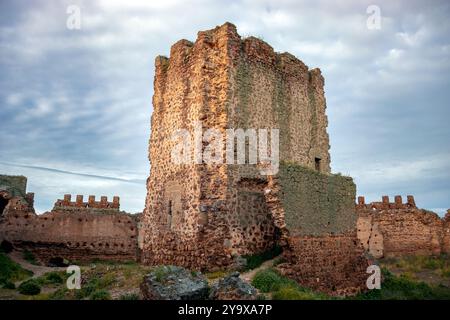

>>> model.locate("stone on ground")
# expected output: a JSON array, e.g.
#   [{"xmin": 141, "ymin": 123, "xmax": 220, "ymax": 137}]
[{"xmin": 140, "ymin": 265, "xmax": 209, "ymax": 300}]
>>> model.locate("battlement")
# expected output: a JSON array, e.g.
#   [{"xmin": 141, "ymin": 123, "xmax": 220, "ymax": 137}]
[
  {"xmin": 53, "ymin": 194, "xmax": 120, "ymax": 211},
  {"xmin": 356, "ymin": 195, "xmax": 417, "ymax": 210}
]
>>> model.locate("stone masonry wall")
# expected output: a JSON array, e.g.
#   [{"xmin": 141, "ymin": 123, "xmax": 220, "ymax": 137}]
[
  {"xmin": 0, "ymin": 175, "xmax": 34, "ymax": 216},
  {"xmin": 142, "ymin": 22, "xmax": 333, "ymax": 271},
  {"xmin": 142, "ymin": 24, "xmax": 235, "ymax": 270},
  {"xmin": 356, "ymin": 196, "xmax": 448, "ymax": 258},
  {"xmin": 0, "ymin": 194, "xmax": 139, "ymax": 264},
  {"xmin": 0, "ymin": 175, "xmax": 28, "ymax": 199},
  {"xmin": 264, "ymin": 163, "xmax": 368, "ymax": 296}
]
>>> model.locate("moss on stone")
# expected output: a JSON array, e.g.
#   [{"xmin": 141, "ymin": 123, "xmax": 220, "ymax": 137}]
[{"xmin": 277, "ymin": 162, "xmax": 356, "ymax": 236}]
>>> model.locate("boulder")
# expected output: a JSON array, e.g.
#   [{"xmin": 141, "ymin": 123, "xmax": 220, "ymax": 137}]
[
  {"xmin": 209, "ymin": 272, "xmax": 257, "ymax": 300},
  {"xmin": 140, "ymin": 265, "xmax": 209, "ymax": 300}
]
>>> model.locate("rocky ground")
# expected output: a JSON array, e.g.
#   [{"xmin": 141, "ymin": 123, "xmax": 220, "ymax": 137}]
[{"xmin": 1, "ymin": 248, "xmax": 450, "ymax": 300}]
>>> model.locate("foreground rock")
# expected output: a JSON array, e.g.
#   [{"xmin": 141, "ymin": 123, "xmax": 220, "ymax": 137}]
[
  {"xmin": 140, "ymin": 266, "xmax": 209, "ymax": 300},
  {"xmin": 209, "ymin": 272, "xmax": 257, "ymax": 300}
]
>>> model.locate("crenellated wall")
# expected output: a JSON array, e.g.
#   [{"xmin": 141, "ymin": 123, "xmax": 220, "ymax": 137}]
[
  {"xmin": 53, "ymin": 194, "xmax": 120, "ymax": 211},
  {"xmin": 0, "ymin": 184, "xmax": 140, "ymax": 264},
  {"xmin": 356, "ymin": 195, "xmax": 449, "ymax": 258}
]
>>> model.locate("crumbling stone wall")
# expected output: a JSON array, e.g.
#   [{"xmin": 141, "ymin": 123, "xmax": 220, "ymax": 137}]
[
  {"xmin": 142, "ymin": 22, "xmax": 333, "ymax": 270},
  {"xmin": 356, "ymin": 196, "xmax": 447, "ymax": 258},
  {"xmin": 443, "ymin": 210, "xmax": 450, "ymax": 254},
  {"xmin": 53, "ymin": 194, "xmax": 120, "ymax": 210},
  {"xmin": 0, "ymin": 175, "xmax": 34, "ymax": 216},
  {"xmin": 0, "ymin": 191, "xmax": 139, "ymax": 264},
  {"xmin": 264, "ymin": 164, "xmax": 368, "ymax": 296}
]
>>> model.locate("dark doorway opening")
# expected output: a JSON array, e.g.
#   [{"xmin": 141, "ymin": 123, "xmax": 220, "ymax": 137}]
[
  {"xmin": 315, "ymin": 157, "xmax": 321, "ymax": 172},
  {"xmin": 48, "ymin": 257, "xmax": 68, "ymax": 267},
  {"xmin": 0, "ymin": 240, "xmax": 13, "ymax": 253},
  {"xmin": 0, "ymin": 195, "xmax": 8, "ymax": 215}
]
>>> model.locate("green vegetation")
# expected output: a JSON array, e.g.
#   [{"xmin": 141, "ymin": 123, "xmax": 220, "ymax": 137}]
[
  {"xmin": 119, "ymin": 293, "xmax": 139, "ymax": 300},
  {"xmin": 243, "ymin": 246, "xmax": 282, "ymax": 271},
  {"xmin": 36, "ymin": 271, "xmax": 65, "ymax": 286},
  {"xmin": 44, "ymin": 259, "xmax": 152, "ymax": 300},
  {"xmin": 251, "ymin": 268, "xmax": 328, "ymax": 300},
  {"xmin": 0, "ymin": 252, "xmax": 33, "ymax": 285},
  {"xmin": 90, "ymin": 289, "xmax": 111, "ymax": 300},
  {"xmin": 18, "ymin": 279, "xmax": 41, "ymax": 295},
  {"xmin": 352, "ymin": 268, "xmax": 450, "ymax": 300},
  {"xmin": 3, "ymin": 254, "xmax": 450, "ymax": 300},
  {"xmin": 22, "ymin": 249, "xmax": 38, "ymax": 265},
  {"xmin": 383, "ymin": 254, "xmax": 449, "ymax": 274},
  {"xmin": 74, "ymin": 273, "xmax": 116, "ymax": 300},
  {"xmin": 2, "ymin": 280, "xmax": 16, "ymax": 289}
]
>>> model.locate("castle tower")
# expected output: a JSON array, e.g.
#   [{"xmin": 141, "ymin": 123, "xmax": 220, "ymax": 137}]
[{"xmin": 142, "ymin": 23, "xmax": 367, "ymax": 295}]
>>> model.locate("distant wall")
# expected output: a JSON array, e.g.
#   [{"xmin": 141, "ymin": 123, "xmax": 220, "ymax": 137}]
[
  {"xmin": 356, "ymin": 196, "xmax": 448, "ymax": 258},
  {"xmin": 53, "ymin": 194, "xmax": 120, "ymax": 212},
  {"xmin": 0, "ymin": 194, "xmax": 140, "ymax": 264}
]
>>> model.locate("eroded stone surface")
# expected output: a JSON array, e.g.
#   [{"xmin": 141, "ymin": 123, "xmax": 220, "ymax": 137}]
[
  {"xmin": 263, "ymin": 164, "xmax": 369, "ymax": 296},
  {"xmin": 140, "ymin": 266, "xmax": 209, "ymax": 300},
  {"xmin": 142, "ymin": 22, "xmax": 333, "ymax": 271},
  {"xmin": 209, "ymin": 272, "xmax": 257, "ymax": 300},
  {"xmin": 141, "ymin": 22, "xmax": 369, "ymax": 295}
]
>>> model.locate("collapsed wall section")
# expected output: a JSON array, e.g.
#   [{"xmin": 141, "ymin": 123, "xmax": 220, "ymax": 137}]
[{"xmin": 264, "ymin": 164, "xmax": 368, "ymax": 296}]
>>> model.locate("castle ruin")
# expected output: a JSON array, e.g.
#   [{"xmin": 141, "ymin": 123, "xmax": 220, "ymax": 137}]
[
  {"xmin": 0, "ymin": 175, "xmax": 139, "ymax": 264},
  {"xmin": 0, "ymin": 22, "xmax": 448, "ymax": 297},
  {"xmin": 356, "ymin": 195, "xmax": 450, "ymax": 258},
  {"xmin": 141, "ymin": 22, "xmax": 368, "ymax": 295}
]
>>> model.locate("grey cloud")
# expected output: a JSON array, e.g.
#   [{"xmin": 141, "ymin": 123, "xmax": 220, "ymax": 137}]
[{"xmin": 0, "ymin": 0, "xmax": 449, "ymax": 214}]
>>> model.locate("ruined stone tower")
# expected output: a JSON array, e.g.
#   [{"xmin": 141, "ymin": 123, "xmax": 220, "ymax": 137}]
[{"xmin": 142, "ymin": 22, "xmax": 368, "ymax": 295}]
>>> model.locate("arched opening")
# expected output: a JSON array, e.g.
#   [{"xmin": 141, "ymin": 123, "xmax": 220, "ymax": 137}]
[
  {"xmin": 0, "ymin": 240, "xmax": 13, "ymax": 253},
  {"xmin": 48, "ymin": 257, "xmax": 68, "ymax": 267},
  {"xmin": 0, "ymin": 195, "xmax": 9, "ymax": 216}
]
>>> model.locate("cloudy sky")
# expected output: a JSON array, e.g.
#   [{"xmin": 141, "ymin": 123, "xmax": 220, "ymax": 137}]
[{"xmin": 0, "ymin": 0, "xmax": 449, "ymax": 215}]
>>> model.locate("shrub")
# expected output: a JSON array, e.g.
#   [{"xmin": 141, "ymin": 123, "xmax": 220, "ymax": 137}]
[
  {"xmin": 91, "ymin": 290, "xmax": 111, "ymax": 300},
  {"xmin": 2, "ymin": 280, "xmax": 16, "ymax": 289},
  {"xmin": 251, "ymin": 268, "xmax": 292, "ymax": 293},
  {"xmin": 18, "ymin": 279, "xmax": 41, "ymax": 295},
  {"xmin": 0, "ymin": 252, "xmax": 33, "ymax": 283},
  {"xmin": 251, "ymin": 267, "xmax": 329, "ymax": 300},
  {"xmin": 44, "ymin": 272, "xmax": 64, "ymax": 284}
]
